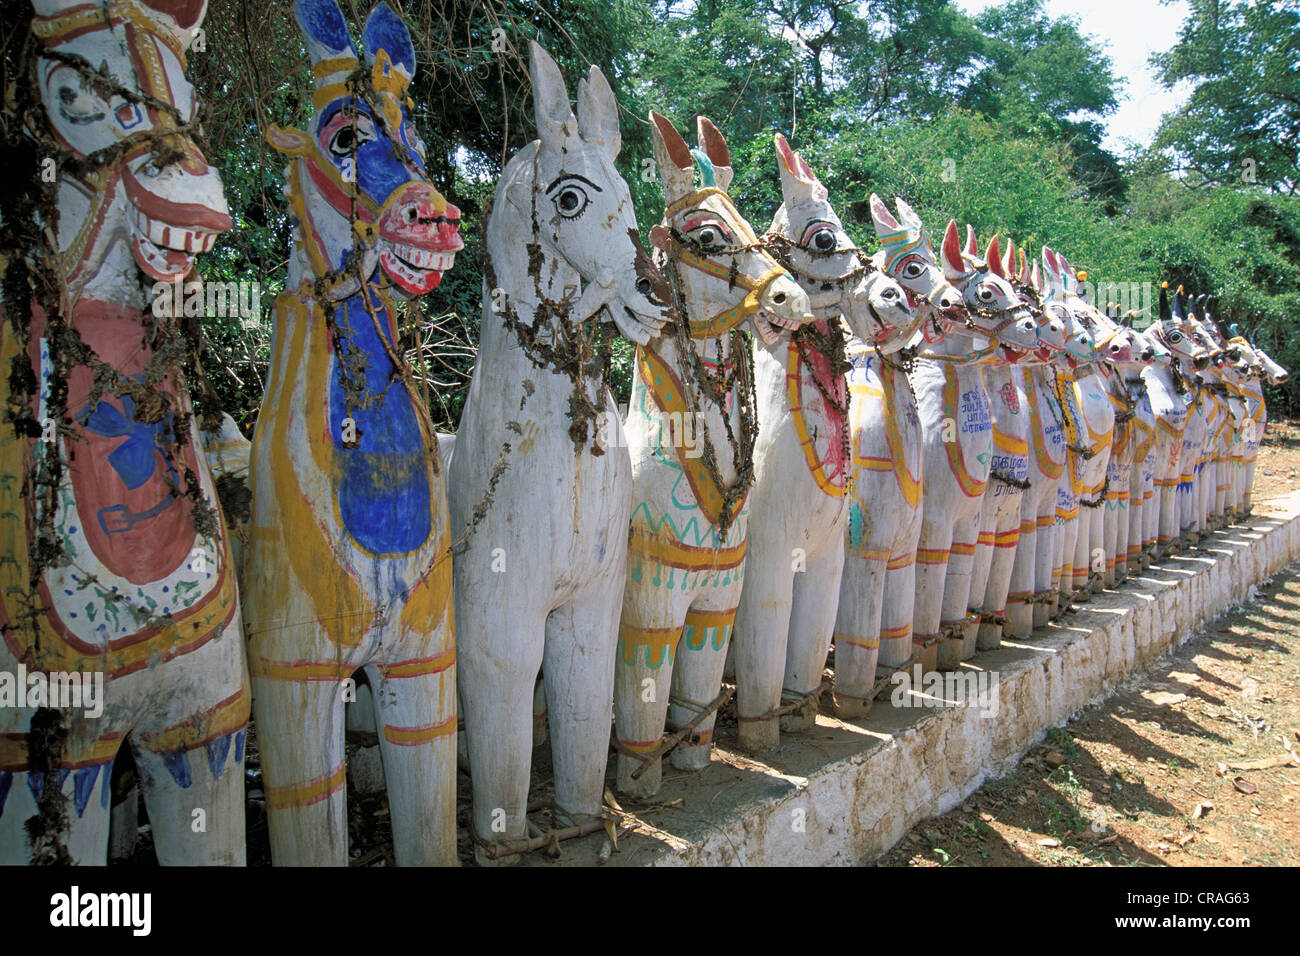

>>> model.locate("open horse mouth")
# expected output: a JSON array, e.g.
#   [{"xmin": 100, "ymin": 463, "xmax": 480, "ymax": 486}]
[
  {"xmin": 379, "ymin": 238, "xmax": 459, "ymax": 293},
  {"xmin": 377, "ymin": 183, "xmax": 463, "ymax": 295},
  {"xmin": 123, "ymin": 167, "xmax": 231, "ymax": 282}
]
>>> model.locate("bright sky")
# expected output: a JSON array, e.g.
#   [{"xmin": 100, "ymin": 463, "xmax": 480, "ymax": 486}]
[{"xmin": 956, "ymin": 0, "xmax": 1193, "ymax": 154}]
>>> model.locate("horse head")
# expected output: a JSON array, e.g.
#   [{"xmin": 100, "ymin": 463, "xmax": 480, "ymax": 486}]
[
  {"xmin": 31, "ymin": 0, "xmax": 231, "ymax": 290},
  {"xmin": 648, "ymin": 113, "xmax": 812, "ymax": 345},
  {"xmin": 1152, "ymin": 284, "xmax": 1211, "ymax": 372},
  {"xmin": 1003, "ymin": 238, "xmax": 1065, "ymax": 362},
  {"xmin": 942, "ymin": 223, "xmax": 1038, "ymax": 357},
  {"xmin": 493, "ymin": 42, "xmax": 670, "ymax": 345},
  {"xmin": 267, "ymin": 0, "xmax": 461, "ymax": 300},
  {"xmin": 868, "ymin": 194, "xmax": 961, "ymax": 336},
  {"xmin": 766, "ymin": 135, "xmax": 914, "ymax": 353}
]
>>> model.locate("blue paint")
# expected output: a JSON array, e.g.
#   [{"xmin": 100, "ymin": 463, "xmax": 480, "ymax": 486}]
[
  {"xmin": 362, "ymin": 2, "xmax": 415, "ymax": 77},
  {"xmin": 100, "ymin": 757, "xmax": 114, "ymax": 811},
  {"xmin": 294, "ymin": 0, "xmax": 355, "ymax": 57},
  {"xmin": 329, "ymin": 291, "xmax": 431, "ymax": 556},
  {"xmin": 234, "ymin": 728, "xmax": 246, "ymax": 765},
  {"xmin": 162, "ymin": 750, "xmax": 192, "ymax": 789},
  {"xmin": 73, "ymin": 765, "xmax": 100, "ymax": 818},
  {"xmin": 848, "ymin": 502, "xmax": 865, "ymax": 548},
  {"xmin": 689, "ymin": 149, "xmax": 716, "ymax": 187},
  {"xmin": 79, "ymin": 389, "xmax": 178, "ymax": 491},
  {"xmin": 26, "ymin": 770, "xmax": 42, "ymax": 803},
  {"xmin": 205, "ymin": 733, "xmax": 232, "ymax": 781},
  {"xmin": 0, "ymin": 771, "xmax": 11, "ymax": 820}
]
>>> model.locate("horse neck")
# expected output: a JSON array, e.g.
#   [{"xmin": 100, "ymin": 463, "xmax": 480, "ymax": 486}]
[
  {"xmin": 920, "ymin": 326, "xmax": 981, "ymax": 361},
  {"xmin": 479, "ymin": 196, "xmax": 596, "ymax": 401},
  {"xmin": 59, "ymin": 176, "xmax": 147, "ymax": 313}
]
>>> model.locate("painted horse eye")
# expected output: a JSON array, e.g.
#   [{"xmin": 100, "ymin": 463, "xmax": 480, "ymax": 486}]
[
  {"xmin": 812, "ymin": 230, "xmax": 836, "ymax": 251},
  {"xmin": 901, "ymin": 261, "xmax": 923, "ymax": 279},
  {"xmin": 1169, "ymin": 331, "xmax": 1182, "ymax": 342},
  {"xmin": 327, "ymin": 116, "xmax": 375, "ymax": 158},
  {"xmin": 978, "ymin": 287, "xmax": 994, "ymax": 301},
  {"xmin": 553, "ymin": 185, "xmax": 588, "ymax": 219}
]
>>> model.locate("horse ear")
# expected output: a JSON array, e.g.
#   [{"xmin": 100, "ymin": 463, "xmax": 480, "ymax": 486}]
[
  {"xmin": 696, "ymin": 116, "xmax": 733, "ymax": 191},
  {"xmin": 986, "ymin": 235, "xmax": 1005, "ymax": 278},
  {"xmin": 870, "ymin": 193, "xmax": 902, "ymax": 236},
  {"xmin": 941, "ymin": 220, "xmax": 967, "ymax": 282},
  {"xmin": 1002, "ymin": 237, "xmax": 1016, "ymax": 276},
  {"xmin": 292, "ymin": 0, "xmax": 355, "ymax": 63},
  {"xmin": 775, "ymin": 133, "xmax": 816, "ymax": 205},
  {"xmin": 530, "ymin": 41, "xmax": 579, "ymax": 155},
  {"xmin": 576, "ymin": 65, "xmax": 621, "ymax": 159},
  {"xmin": 895, "ymin": 196, "xmax": 924, "ymax": 232},
  {"xmin": 1158, "ymin": 283, "xmax": 1171, "ymax": 322},
  {"xmin": 649, "ymin": 110, "xmax": 693, "ymax": 200},
  {"xmin": 1031, "ymin": 260, "xmax": 1042, "ymax": 293},
  {"xmin": 1019, "ymin": 246, "xmax": 1031, "ymax": 284},
  {"xmin": 965, "ymin": 224, "xmax": 978, "ymax": 257},
  {"xmin": 362, "ymin": 2, "xmax": 415, "ymax": 80},
  {"xmin": 137, "ymin": 0, "xmax": 210, "ymax": 49}
]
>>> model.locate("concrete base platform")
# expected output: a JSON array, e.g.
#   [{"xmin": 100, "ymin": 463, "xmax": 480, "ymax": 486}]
[{"xmin": 529, "ymin": 492, "xmax": 1300, "ymax": 866}]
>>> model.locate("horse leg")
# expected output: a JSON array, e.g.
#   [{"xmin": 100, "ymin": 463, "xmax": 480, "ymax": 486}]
[
  {"xmin": 614, "ymin": 589, "xmax": 686, "ymax": 799},
  {"xmin": 937, "ymin": 513, "xmax": 977, "ymax": 670},
  {"xmin": 782, "ymin": 543, "xmax": 846, "ymax": 732},
  {"xmin": 913, "ymin": 518, "xmax": 954, "ymax": 673},
  {"xmin": 670, "ymin": 602, "xmax": 737, "ymax": 769},
  {"xmin": 458, "ymin": 597, "xmax": 544, "ymax": 862},
  {"xmin": 734, "ymin": 554, "xmax": 796, "ymax": 754},
  {"xmin": 832, "ymin": 550, "xmax": 888, "ymax": 718},
  {"xmin": 1005, "ymin": 506, "xmax": 1037, "ymax": 639},
  {"xmin": 251, "ymin": 671, "xmax": 346, "ymax": 864},
  {"xmin": 0, "ymin": 723, "xmax": 117, "ymax": 865},
  {"xmin": 364, "ymin": 650, "xmax": 457, "ymax": 865}
]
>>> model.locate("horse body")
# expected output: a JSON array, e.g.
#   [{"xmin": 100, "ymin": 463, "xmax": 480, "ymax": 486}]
[
  {"xmin": 451, "ymin": 46, "xmax": 670, "ymax": 851},
  {"xmin": 735, "ymin": 144, "xmax": 915, "ymax": 734},
  {"xmin": 615, "ymin": 115, "xmax": 811, "ymax": 781},
  {"xmin": 1, "ymin": 0, "xmax": 246, "ymax": 865},
  {"xmin": 243, "ymin": 0, "xmax": 463, "ymax": 865},
  {"xmin": 830, "ymin": 196, "xmax": 959, "ymax": 707},
  {"xmin": 913, "ymin": 225, "xmax": 1037, "ymax": 671}
]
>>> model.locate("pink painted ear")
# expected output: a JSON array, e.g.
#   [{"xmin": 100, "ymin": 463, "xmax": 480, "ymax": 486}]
[
  {"xmin": 870, "ymin": 193, "xmax": 901, "ymax": 231},
  {"xmin": 1018, "ymin": 248, "xmax": 1031, "ymax": 285},
  {"xmin": 965, "ymin": 224, "xmax": 978, "ymax": 256},
  {"xmin": 796, "ymin": 151, "xmax": 817, "ymax": 182},
  {"xmin": 986, "ymin": 235, "xmax": 1004, "ymax": 278},
  {"xmin": 941, "ymin": 220, "xmax": 965, "ymax": 279},
  {"xmin": 266, "ymin": 124, "xmax": 313, "ymax": 155},
  {"xmin": 1002, "ymin": 237, "xmax": 1016, "ymax": 274},
  {"xmin": 696, "ymin": 116, "xmax": 731, "ymax": 170},
  {"xmin": 650, "ymin": 111, "xmax": 692, "ymax": 171},
  {"xmin": 775, "ymin": 133, "xmax": 800, "ymax": 177},
  {"xmin": 1031, "ymin": 260, "xmax": 1042, "ymax": 292}
]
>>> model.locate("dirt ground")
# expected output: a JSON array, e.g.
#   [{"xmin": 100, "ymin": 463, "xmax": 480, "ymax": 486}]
[{"xmin": 113, "ymin": 420, "xmax": 1300, "ymax": 867}]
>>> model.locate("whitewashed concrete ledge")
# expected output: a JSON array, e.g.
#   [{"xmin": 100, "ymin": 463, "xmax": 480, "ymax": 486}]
[{"xmin": 564, "ymin": 490, "xmax": 1300, "ymax": 867}]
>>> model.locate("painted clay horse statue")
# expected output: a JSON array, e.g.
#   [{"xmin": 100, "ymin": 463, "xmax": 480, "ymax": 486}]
[
  {"xmin": 451, "ymin": 44, "xmax": 671, "ymax": 856},
  {"xmin": 731, "ymin": 137, "xmax": 915, "ymax": 741},
  {"xmin": 2, "ymin": 0, "xmax": 246, "ymax": 865},
  {"xmin": 244, "ymin": 0, "xmax": 463, "ymax": 866},
  {"xmin": 831, "ymin": 195, "xmax": 961, "ymax": 706},
  {"xmin": 614, "ymin": 113, "xmax": 811, "ymax": 791},
  {"xmin": 912, "ymin": 222, "xmax": 1037, "ymax": 671},
  {"xmin": 999, "ymin": 240, "xmax": 1069, "ymax": 640}
]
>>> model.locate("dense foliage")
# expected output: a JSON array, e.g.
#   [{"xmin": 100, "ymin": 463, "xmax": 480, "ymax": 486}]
[{"xmin": 8, "ymin": 0, "xmax": 1298, "ymax": 425}]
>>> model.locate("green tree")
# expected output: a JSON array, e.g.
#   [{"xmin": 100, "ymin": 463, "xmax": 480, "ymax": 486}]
[{"xmin": 1152, "ymin": 0, "xmax": 1300, "ymax": 193}]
